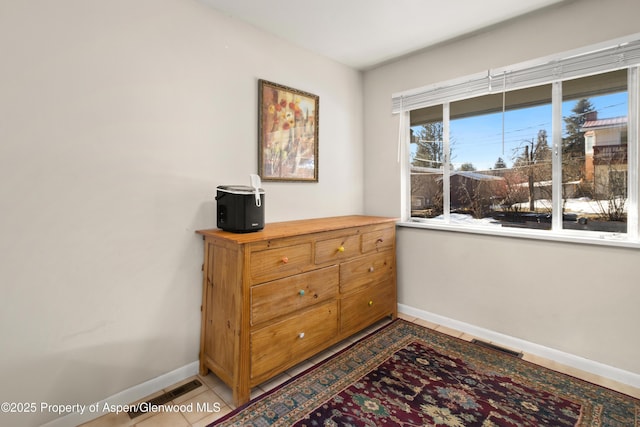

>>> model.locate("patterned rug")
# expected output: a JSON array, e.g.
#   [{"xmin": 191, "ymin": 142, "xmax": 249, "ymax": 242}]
[{"xmin": 211, "ymin": 319, "xmax": 639, "ymax": 426}]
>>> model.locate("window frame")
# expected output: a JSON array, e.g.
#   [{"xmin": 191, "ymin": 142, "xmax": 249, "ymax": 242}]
[{"xmin": 397, "ymin": 37, "xmax": 640, "ymax": 249}]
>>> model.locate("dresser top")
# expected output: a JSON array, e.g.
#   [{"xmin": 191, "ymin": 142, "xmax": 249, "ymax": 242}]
[{"xmin": 196, "ymin": 215, "xmax": 397, "ymax": 243}]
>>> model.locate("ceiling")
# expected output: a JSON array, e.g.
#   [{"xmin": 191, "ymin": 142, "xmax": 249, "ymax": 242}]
[{"xmin": 200, "ymin": 0, "xmax": 566, "ymax": 70}]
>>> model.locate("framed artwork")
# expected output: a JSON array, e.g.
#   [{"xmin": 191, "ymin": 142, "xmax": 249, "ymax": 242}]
[{"xmin": 258, "ymin": 79, "xmax": 319, "ymax": 182}]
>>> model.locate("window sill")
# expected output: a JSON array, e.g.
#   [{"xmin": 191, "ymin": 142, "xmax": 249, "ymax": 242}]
[{"xmin": 398, "ymin": 219, "xmax": 640, "ymax": 249}]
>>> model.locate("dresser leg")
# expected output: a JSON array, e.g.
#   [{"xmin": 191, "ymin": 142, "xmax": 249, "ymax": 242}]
[
  {"xmin": 233, "ymin": 386, "xmax": 250, "ymax": 407},
  {"xmin": 199, "ymin": 364, "xmax": 209, "ymax": 377}
]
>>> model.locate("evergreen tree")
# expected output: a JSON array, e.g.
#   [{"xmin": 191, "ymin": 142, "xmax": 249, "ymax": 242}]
[
  {"xmin": 494, "ymin": 157, "xmax": 507, "ymax": 169},
  {"xmin": 534, "ymin": 129, "xmax": 552, "ymax": 179},
  {"xmin": 563, "ymin": 98, "xmax": 595, "ymax": 181},
  {"xmin": 411, "ymin": 122, "xmax": 444, "ymax": 168}
]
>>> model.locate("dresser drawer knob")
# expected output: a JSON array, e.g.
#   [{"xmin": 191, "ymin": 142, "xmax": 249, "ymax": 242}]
[
  {"xmin": 338, "ymin": 246, "xmax": 345, "ymax": 253},
  {"xmin": 368, "ymin": 300, "xmax": 374, "ymax": 307},
  {"xmin": 298, "ymin": 332, "xmax": 305, "ymax": 339},
  {"xmin": 298, "ymin": 289, "xmax": 305, "ymax": 296},
  {"xmin": 281, "ymin": 256, "xmax": 289, "ymax": 264},
  {"xmin": 368, "ymin": 266, "xmax": 374, "ymax": 272},
  {"xmin": 376, "ymin": 238, "xmax": 384, "ymax": 244}
]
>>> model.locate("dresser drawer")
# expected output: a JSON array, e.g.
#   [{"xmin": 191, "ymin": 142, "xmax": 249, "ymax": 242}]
[
  {"xmin": 340, "ymin": 284, "xmax": 395, "ymax": 336},
  {"xmin": 361, "ymin": 226, "xmax": 394, "ymax": 253},
  {"xmin": 339, "ymin": 250, "xmax": 394, "ymax": 293},
  {"xmin": 251, "ymin": 301, "xmax": 339, "ymax": 380},
  {"xmin": 315, "ymin": 233, "xmax": 360, "ymax": 265},
  {"xmin": 251, "ymin": 265, "xmax": 339, "ymax": 326},
  {"xmin": 250, "ymin": 242, "xmax": 312, "ymax": 283}
]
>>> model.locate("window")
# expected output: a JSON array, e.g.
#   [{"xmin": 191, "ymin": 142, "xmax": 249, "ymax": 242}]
[
  {"xmin": 562, "ymin": 71, "xmax": 628, "ymax": 233},
  {"xmin": 397, "ymin": 36, "xmax": 640, "ymax": 247},
  {"xmin": 410, "ymin": 106, "xmax": 443, "ymax": 219}
]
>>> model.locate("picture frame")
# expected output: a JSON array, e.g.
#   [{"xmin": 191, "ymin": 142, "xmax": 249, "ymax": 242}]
[{"xmin": 258, "ymin": 79, "xmax": 319, "ymax": 182}]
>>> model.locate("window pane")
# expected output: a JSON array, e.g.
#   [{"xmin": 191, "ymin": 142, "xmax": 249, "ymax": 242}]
[
  {"xmin": 449, "ymin": 85, "xmax": 553, "ymax": 229},
  {"xmin": 561, "ymin": 70, "xmax": 628, "ymax": 233},
  {"xmin": 410, "ymin": 106, "xmax": 443, "ymax": 219}
]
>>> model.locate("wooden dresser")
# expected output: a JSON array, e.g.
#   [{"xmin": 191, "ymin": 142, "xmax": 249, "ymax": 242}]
[{"xmin": 196, "ymin": 215, "xmax": 397, "ymax": 406}]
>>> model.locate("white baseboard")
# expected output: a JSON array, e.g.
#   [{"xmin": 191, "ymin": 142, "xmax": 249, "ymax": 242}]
[
  {"xmin": 398, "ymin": 303, "xmax": 640, "ymax": 390},
  {"xmin": 41, "ymin": 361, "xmax": 199, "ymax": 427}
]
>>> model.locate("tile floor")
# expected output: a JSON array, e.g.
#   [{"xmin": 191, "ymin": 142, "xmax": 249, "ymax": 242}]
[{"xmin": 80, "ymin": 313, "xmax": 640, "ymax": 426}]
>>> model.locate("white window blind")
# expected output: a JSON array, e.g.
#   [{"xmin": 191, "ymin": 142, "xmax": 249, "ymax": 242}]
[{"xmin": 392, "ymin": 36, "xmax": 640, "ymax": 114}]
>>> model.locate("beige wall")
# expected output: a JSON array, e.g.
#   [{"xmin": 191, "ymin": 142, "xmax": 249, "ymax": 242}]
[
  {"xmin": 363, "ymin": 0, "xmax": 640, "ymax": 376},
  {"xmin": 0, "ymin": 1, "xmax": 363, "ymax": 425}
]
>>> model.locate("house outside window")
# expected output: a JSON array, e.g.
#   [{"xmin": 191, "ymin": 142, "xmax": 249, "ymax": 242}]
[{"xmin": 582, "ymin": 115, "xmax": 628, "ymax": 196}]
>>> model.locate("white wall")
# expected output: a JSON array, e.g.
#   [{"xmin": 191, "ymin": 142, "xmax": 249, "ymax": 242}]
[
  {"xmin": 0, "ymin": 1, "xmax": 363, "ymax": 425},
  {"xmin": 363, "ymin": 0, "xmax": 640, "ymax": 377}
]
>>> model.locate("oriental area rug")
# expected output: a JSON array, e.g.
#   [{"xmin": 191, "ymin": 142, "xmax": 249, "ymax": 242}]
[{"xmin": 211, "ymin": 319, "xmax": 639, "ymax": 426}]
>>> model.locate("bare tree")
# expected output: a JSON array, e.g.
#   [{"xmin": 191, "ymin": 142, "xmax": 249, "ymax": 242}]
[
  {"xmin": 595, "ymin": 162, "xmax": 627, "ymax": 222},
  {"xmin": 512, "ymin": 130, "xmax": 552, "ymax": 211},
  {"xmin": 500, "ymin": 169, "xmax": 529, "ymax": 212}
]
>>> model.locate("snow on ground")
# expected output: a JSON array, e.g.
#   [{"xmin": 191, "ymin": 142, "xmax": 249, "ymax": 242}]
[
  {"xmin": 434, "ymin": 213, "xmax": 502, "ymax": 226},
  {"xmin": 514, "ymin": 197, "xmax": 627, "ymax": 215},
  {"xmin": 428, "ymin": 197, "xmax": 627, "ymax": 227}
]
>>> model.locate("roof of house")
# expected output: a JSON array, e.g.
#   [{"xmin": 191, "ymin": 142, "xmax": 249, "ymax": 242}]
[
  {"xmin": 410, "ymin": 165, "xmax": 442, "ymax": 174},
  {"xmin": 582, "ymin": 116, "xmax": 627, "ymax": 130},
  {"xmin": 411, "ymin": 166, "xmax": 504, "ymax": 181},
  {"xmin": 451, "ymin": 171, "xmax": 504, "ymax": 181}
]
